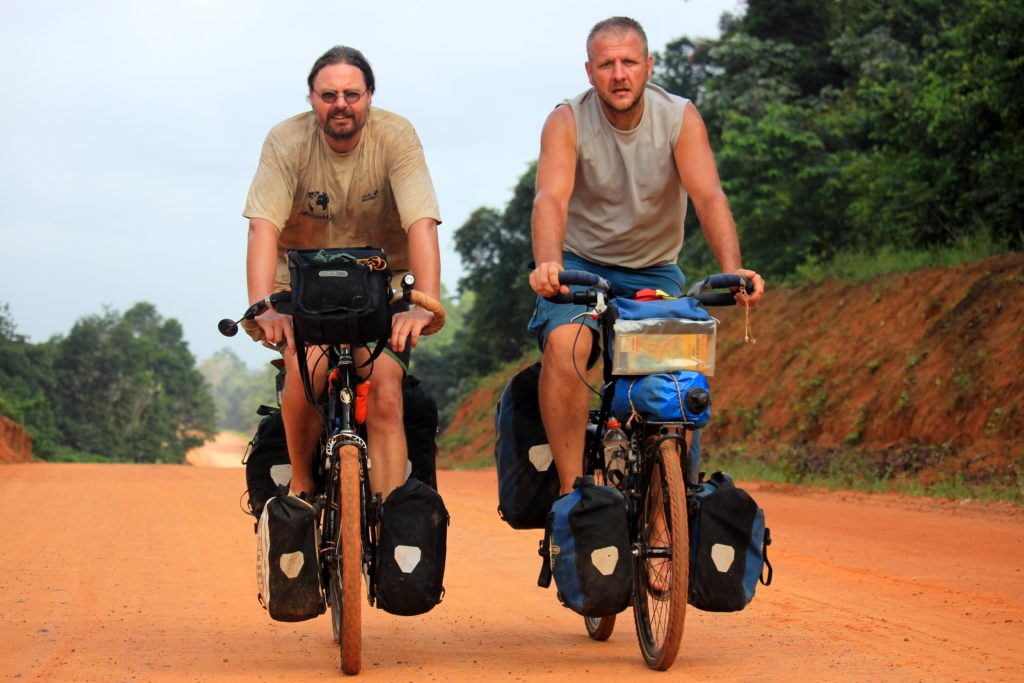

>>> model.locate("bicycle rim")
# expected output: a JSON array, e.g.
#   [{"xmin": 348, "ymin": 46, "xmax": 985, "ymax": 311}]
[
  {"xmin": 632, "ymin": 438, "xmax": 688, "ymax": 670},
  {"xmin": 338, "ymin": 444, "xmax": 363, "ymax": 675}
]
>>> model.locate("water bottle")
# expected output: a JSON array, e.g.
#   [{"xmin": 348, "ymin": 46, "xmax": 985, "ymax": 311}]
[{"xmin": 603, "ymin": 418, "xmax": 629, "ymax": 485}]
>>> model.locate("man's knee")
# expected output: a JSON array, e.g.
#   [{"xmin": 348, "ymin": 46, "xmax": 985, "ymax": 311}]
[
  {"xmin": 543, "ymin": 324, "xmax": 594, "ymax": 370},
  {"xmin": 367, "ymin": 380, "xmax": 403, "ymax": 422}
]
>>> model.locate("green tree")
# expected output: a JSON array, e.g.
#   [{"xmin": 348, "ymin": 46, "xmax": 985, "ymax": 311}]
[
  {"xmin": 51, "ymin": 303, "xmax": 216, "ymax": 462},
  {"xmin": 0, "ymin": 304, "xmax": 59, "ymax": 456},
  {"xmin": 409, "ymin": 283, "xmax": 473, "ymax": 430},
  {"xmin": 451, "ymin": 164, "xmax": 538, "ymax": 378}
]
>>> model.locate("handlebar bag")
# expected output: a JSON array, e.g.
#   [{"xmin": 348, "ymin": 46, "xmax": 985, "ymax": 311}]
[
  {"xmin": 606, "ymin": 296, "xmax": 712, "ymax": 323},
  {"xmin": 494, "ymin": 363, "xmax": 560, "ymax": 529},
  {"xmin": 605, "ymin": 298, "xmax": 718, "ymax": 376},
  {"xmin": 287, "ymin": 247, "xmax": 392, "ymax": 346},
  {"xmin": 611, "ymin": 370, "xmax": 712, "ymax": 427},
  {"xmin": 687, "ymin": 471, "xmax": 772, "ymax": 612}
]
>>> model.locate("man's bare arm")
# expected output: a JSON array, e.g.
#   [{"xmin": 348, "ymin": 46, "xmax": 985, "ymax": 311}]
[
  {"xmin": 674, "ymin": 101, "xmax": 764, "ymax": 304},
  {"xmin": 246, "ymin": 217, "xmax": 295, "ymax": 350},
  {"xmin": 530, "ymin": 105, "xmax": 577, "ymax": 298},
  {"xmin": 392, "ymin": 217, "xmax": 441, "ymax": 352}
]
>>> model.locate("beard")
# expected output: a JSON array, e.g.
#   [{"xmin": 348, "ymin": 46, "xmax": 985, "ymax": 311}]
[
  {"xmin": 599, "ymin": 85, "xmax": 645, "ymax": 114},
  {"xmin": 321, "ymin": 109, "xmax": 366, "ymax": 141}
]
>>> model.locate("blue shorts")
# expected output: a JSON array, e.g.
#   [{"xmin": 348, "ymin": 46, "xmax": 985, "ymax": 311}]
[{"xmin": 527, "ymin": 252, "xmax": 686, "ymax": 366}]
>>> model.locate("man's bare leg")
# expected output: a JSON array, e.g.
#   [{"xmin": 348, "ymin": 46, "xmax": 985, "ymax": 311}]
[
  {"xmin": 539, "ymin": 324, "xmax": 594, "ymax": 495},
  {"xmin": 282, "ymin": 346, "xmax": 328, "ymax": 498},
  {"xmin": 357, "ymin": 351, "xmax": 408, "ymax": 501}
]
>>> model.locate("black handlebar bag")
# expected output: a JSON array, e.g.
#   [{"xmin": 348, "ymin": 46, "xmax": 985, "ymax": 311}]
[{"xmin": 287, "ymin": 247, "xmax": 392, "ymax": 347}]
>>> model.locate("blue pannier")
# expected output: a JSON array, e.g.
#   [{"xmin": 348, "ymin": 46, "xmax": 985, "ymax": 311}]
[
  {"xmin": 537, "ymin": 476, "xmax": 633, "ymax": 617},
  {"xmin": 688, "ymin": 471, "xmax": 773, "ymax": 612}
]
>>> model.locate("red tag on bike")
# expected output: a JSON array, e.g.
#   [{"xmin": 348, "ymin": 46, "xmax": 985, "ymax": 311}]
[{"xmin": 355, "ymin": 381, "xmax": 371, "ymax": 424}]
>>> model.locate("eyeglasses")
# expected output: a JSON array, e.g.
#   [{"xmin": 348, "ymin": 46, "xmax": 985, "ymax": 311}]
[{"xmin": 312, "ymin": 89, "xmax": 366, "ymax": 106}]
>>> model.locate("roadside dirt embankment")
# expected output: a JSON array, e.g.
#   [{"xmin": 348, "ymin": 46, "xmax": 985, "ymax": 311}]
[
  {"xmin": 442, "ymin": 253, "xmax": 1024, "ymax": 486},
  {"xmin": 0, "ymin": 416, "xmax": 31, "ymax": 464}
]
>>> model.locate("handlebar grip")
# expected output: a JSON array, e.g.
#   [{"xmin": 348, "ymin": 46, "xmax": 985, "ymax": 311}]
[
  {"xmin": 546, "ymin": 269, "xmax": 611, "ymax": 304},
  {"xmin": 558, "ymin": 270, "xmax": 611, "ymax": 292},
  {"xmin": 704, "ymin": 273, "xmax": 753, "ymax": 293},
  {"xmin": 685, "ymin": 273, "xmax": 754, "ymax": 306},
  {"xmin": 395, "ymin": 290, "xmax": 447, "ymax": 336},
  {"xmin": 694, "ymin": 292, "xmax": 741, "ymax": 307}
]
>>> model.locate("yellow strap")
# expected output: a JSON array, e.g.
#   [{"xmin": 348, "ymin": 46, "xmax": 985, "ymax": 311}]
[
  {"xmin": 625, "ymin": 379, "xmax": 642, "ymax": 427},
  {"xmin": 738, "ymin": 288, "xmax": 756, "ymax": 343}
]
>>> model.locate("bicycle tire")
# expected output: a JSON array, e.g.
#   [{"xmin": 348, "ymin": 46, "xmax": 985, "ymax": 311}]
[
  {"xmin": 338, "ymin": 444, "xmax": 363, "ymax": 675},
  {"xmin": 585, "ymin": 614, "xmax": 616, "ymax": 641},
  {"xmin": 632, "ymin": 437, "xmax": 688, "ymax": 670},
  {"xmin": 583, "ymin": 465, "xmax": 617, "ymax": 642}
]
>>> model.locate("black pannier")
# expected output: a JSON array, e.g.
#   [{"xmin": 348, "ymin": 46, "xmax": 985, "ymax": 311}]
[
  {"xmin": 256, "ymin": 491, "xmax": 324, "ymax": 622},
  {"xmin": 403, "ymin": 374, "xmax": 439, "ymax": 490},
  {"xmin": 375, "ymin": 477, "xmax": 449, "ymax": 616},
  {"xmin": 287, "ymin": 247, "xmax": 392, "ymax": 347},
  {"xmin": 688, "ymin": 471, "xmax": 773, "ymax": 612},
  {"xmin": 494, "ymin": 363, "xmax": 560, "ymax": 529},
  {"xmin": 243, "ymin": 406, "xmax": 291, "ymax": 524}
]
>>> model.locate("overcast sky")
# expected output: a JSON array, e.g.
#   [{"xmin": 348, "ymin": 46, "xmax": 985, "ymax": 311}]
[{"xmin": 0, "ymin": 0, "xmax": 743, "ymax": 369}]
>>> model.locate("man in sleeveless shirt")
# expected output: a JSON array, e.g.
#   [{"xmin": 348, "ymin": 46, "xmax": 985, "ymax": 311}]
[
  {"xmin": 243, "ymin": 46, "xmax": 442, "ymax": 501},
  {"xmin": 528, "ymin": 17, "xmax": 765, "ymax": 495}
]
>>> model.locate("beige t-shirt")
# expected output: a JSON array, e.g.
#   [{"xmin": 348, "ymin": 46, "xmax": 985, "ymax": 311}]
[
  {"xmin": 563, "ymin": 84, "xmax": 689, "ymax": 269},
  {"xmin": 243, "ymin": 108, "xmax": 441, "ymax": 291}
]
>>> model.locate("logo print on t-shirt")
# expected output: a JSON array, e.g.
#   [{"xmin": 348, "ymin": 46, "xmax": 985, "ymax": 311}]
[
  {"xmin": 303, "ymin": 191, "xmax": 330, "ymax": 220},
  {"xmin": 362, "ymin": 189, "xmax": 379, "ymax": 202}
]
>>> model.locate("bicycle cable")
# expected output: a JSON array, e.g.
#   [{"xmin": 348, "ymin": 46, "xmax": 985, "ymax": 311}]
[{"xmin": 569, "ymin": 315, "xmax": 602, "ymax": 399}]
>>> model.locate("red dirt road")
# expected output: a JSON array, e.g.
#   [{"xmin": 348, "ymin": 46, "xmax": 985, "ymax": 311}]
[{"xmin": 1, "ymin": 463, "xmax": 1022, "ymax": 682}]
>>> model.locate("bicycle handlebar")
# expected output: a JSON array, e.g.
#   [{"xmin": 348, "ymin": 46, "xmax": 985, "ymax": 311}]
[
  {"xmin": 545, "ymin": 270, "xmax": 612, "ymax": 304},
  {"xmin": 217, "ymin": 288, "xmax": 446, "ymax": 339},
  {"xmin": 391, "ymin": 289, "xmax": 446, "ymax": 336},
  {"xmin": 548, "ymin": 269, "xmax": 753, "ymax": 308},
  {"xmin": 685, "ymin": 274, "xmax": 754, "ymax": 307}
]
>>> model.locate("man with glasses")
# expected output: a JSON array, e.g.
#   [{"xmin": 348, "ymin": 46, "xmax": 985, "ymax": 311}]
[{"xmin": 242, "ymin": 45, "xmax": 441, "ymax": 502}]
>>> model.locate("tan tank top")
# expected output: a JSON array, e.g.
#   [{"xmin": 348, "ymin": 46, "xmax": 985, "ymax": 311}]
[{"xmin": 563, "ymin": 83, "xmax": 688, "ymax": 269}]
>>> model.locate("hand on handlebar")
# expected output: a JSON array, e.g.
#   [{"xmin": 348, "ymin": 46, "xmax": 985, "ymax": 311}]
[
  {"xmin": 390, "ymin": 307, "xmax": 435, "ymax": 353},
  {"xmin": 255, "ymin": 309, "xmax": 296, "ymax": 353},
  {"xmin": 734, "ymin": 268, "xmax": 765, "ymax": 306},
  {"xmin": 529, "ymin": 261, "xmax": 567, "ymax": 298}
]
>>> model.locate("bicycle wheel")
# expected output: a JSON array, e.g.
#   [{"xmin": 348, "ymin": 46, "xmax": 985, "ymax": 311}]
[
  {"xmin": 583, "ymin": 467, "xmax": 617, "ymax": 642},
  {"xmin": 632, "ymin": 437, "xmax": 688, "ymax": 670},
  {"xmin": 328, "ymin": 495, "xmax": 342, "ymax": 644},
  {"xmin": 585, "ymin": 614, "xmax": 616, "ymax": 641},
  {"xmin": 337, "ymin": 444, "xmax": 363, "ymax": 675}
]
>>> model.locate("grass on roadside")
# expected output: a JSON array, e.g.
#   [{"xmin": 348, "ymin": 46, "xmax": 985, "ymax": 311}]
[
  {"xmin": 790, "ymin": 232, "xmax": 1009, "ymax": 285},
  {"xmin": 702, "ymin": 442, "xmax": 1024, "ymax": 505}
]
